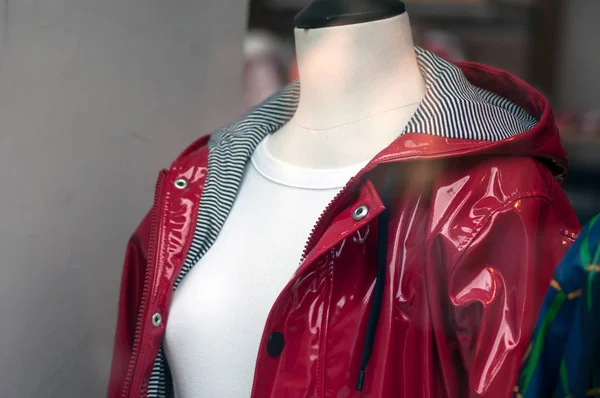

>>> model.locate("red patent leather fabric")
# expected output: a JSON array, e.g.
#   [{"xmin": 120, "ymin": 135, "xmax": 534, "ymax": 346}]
[{"xmin": 107, "ymin": 63, "xmax": 580, "ymax": 398}]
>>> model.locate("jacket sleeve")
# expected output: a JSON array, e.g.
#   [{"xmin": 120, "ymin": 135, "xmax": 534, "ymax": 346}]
[
  {"xmin": 446, "ymin": 196, "xmax": 576, "ymax": 398},
  {"xmin": 107, "ymin": 210, "xmax": 152, "ymax": 398}
]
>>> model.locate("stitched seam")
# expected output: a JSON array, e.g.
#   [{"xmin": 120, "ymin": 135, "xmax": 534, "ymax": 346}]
[{"xmin": 544, "ymin": 163, "xmax": 555, "ymax": 202}]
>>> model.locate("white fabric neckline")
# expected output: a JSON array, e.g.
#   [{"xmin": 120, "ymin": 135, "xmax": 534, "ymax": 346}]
[{"xmin": 251, "ymin": 135, "xmax": 368, "ymax": 190}]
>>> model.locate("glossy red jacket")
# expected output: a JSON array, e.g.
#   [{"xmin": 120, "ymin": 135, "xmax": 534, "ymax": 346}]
[{"xmin": 108, "ymin": 62, "xmax": 581, "ymax": 397}]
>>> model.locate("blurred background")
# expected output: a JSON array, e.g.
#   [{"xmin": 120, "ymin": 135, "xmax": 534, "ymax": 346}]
[
  {"xmin": 0, "ymin": 0, "xmax": 598, "ymax": 396},
  {"xmin": 243, "ymin": 0, "xmax": 600, "ymax": 223}
]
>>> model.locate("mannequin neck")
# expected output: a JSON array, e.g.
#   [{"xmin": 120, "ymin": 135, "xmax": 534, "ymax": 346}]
[
  {"xmin": 267, "ymin": 12, "xmax": 426, "ymax": 169},
  {"xmin": 292, "ymin": 12, "xmax": 424, "ymax": 130}
]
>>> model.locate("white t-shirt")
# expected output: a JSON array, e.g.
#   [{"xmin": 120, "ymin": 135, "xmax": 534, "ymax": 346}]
[{"xmin": 163, "ymin": 136, "xmax": 366, "ymax": 398}]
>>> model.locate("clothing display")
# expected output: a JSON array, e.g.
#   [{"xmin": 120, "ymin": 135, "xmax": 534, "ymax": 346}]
[
  {"xmin": 163, "ymin": 137, "xmax": 366, "ymax": 398},
  {"xmin": 108, "ymin": 48, "xmax": 580, "ymax": 398}
]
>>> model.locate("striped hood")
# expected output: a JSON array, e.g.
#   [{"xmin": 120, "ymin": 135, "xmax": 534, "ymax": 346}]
[{"xmin": 211, "ymin": 47, "xmax": 567, "ymax": 179}]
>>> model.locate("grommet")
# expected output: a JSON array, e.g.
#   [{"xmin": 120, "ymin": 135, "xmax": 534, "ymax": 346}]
[
  {"xmin": 151, "ymin": 312, "xmax": 162, "ymax": 327},
  {"xmin": 266, "ymin": 331, "xmax": 285, "ymax": 358},
  {"xmin": 352, "ymin": 205, "xmax": 369, "ymax": 221},
  {"xmin": 174, "ymin": 178, "xmax": 188, "ymax": 189}
]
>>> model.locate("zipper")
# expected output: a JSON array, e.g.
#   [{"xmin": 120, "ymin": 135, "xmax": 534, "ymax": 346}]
[
  {"xmin": 122, "ymin": 169, "xmax": 168, "ymax": 398},
  {"xmin": 300, "ymin": 161, "xmax": 379, "ymax": 262},
  {"xmin": 140, "ymin": 378, "xmax": 149, "ymax": 398}
]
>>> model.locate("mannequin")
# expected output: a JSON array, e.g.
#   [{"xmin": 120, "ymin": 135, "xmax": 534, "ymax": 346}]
[{"xmin": 267, "ymin": 0, "xmax": 426, "ymax": 168}]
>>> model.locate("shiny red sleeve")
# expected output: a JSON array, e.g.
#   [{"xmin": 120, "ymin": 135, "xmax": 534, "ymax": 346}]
[
  {"xmin": 107, "ymin": 210, "xmax": 152, "ymax": 398},
  {"xmin": 446, "ymin": 196, "xmax": 573, "ymax": 397}
]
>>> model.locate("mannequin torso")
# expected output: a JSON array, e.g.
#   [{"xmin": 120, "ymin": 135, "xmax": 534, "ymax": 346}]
[
  {"xmin": 163, "ymin": 7, "xmax": 428, "ymax": 398},
  {"xmin": 267, "ymin": 12, "xmax": 426, "ymax": 168}
]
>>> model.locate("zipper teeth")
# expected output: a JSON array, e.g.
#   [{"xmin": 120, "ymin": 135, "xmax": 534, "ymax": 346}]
[
  {"xmin": 140, "ymin": 379, "xmax": 149, "ymax": 397},
  {"xmin": 300, "ymin": 188, "xmax": 349, "ymax": 261},
  {"xmin": 300, "ymin": 162, "xmax": 378, "ymax": 261},
  {"xmin": 122, "ymin": 170, "xmax": 167, "ymax": 398}
]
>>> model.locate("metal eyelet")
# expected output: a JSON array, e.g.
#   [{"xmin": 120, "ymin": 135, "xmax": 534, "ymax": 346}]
[
  {"xmin": 352, "ymin": 205, "xmax": 369, "ymax": 221},
  {"xmin": 174, "ymin": 178, "xmax": 188, "ymax": 189},
  {"xmin": 151, "ymin": 312, "xmax": 162, "ymax": 327}
]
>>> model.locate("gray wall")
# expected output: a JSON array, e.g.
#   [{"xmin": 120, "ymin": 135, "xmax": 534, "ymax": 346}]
[
  {"xmin": 558, "ymin": 0, "xmax": 600, "ymax": 109},
  {"xmin": 0, "ymin": 1, "xmax": 247, "ymax": 396}
]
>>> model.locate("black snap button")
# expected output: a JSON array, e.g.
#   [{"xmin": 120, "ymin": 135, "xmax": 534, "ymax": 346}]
[{"xmin": 266, "ymin": 331, "xmax": 285, "ymax": 358}]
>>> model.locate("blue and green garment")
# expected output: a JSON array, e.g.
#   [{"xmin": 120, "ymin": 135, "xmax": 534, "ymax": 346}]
[{"xmin": 514, "ymin": 214, "xmax": 600, "ymax": 398}]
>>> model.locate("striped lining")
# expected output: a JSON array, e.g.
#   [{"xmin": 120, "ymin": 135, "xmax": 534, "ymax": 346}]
[
  {"xmin": 405, "ymin": 48, "xmax": 537, "ymax": 140},
  {"xmin": 146, "ymin": 47, "xmax": 538, "ymax": 397}
]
